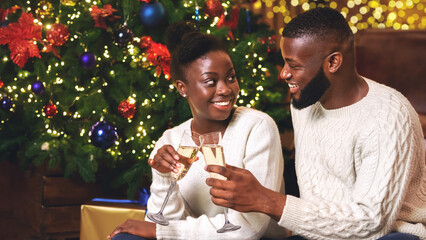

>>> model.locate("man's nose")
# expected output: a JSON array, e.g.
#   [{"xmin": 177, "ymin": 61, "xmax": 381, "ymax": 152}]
[{"xmin": 280, "ymin": 64, "xmax": 292, "ymax": 81}]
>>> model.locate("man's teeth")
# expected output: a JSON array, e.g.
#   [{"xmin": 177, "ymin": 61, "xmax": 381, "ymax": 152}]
[
  {"xmin": 214, "ymin": 101, "xmax": 230, "ymax": 106},
  {"xmin": 288, "ymin": 84, "xmax": 299, "ymax": 88}
]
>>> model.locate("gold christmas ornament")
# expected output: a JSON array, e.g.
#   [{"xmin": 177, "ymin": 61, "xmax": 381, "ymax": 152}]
[{"xmin": 36, "ymin": 1, "xmax": 54, "ymax": 19}]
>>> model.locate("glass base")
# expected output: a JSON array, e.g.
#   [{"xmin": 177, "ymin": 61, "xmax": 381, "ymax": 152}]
[
  {"xmin": 217, "ymin": 223, "xmax": 241, "ymax": 233},
  {"xmin": 146, "ymin": 212, "xmax": 169, "ymax": 226}
]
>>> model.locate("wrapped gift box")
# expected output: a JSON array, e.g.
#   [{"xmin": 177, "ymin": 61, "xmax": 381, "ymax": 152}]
[{"xmin": 80, "ymin": 201, "xmax": 147, "ymax": 240}]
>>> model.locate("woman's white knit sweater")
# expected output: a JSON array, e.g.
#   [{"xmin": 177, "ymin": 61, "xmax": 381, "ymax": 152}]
[
  {"xmin": 279, "ymin": 78, "xmax": 426, "ymax": 239},
  {"xmin": 146, "ymin": 107, "xmax": 287, "ymax": 239}
]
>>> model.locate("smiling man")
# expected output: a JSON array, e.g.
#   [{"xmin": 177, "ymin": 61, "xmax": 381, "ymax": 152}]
[{"xmin": 206, "ymin": 7, "xmax": 426, "ymax": 240}]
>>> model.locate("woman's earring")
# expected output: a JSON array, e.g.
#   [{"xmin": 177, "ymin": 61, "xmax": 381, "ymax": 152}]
[{"xmin": 182, "ymin": 93, "xmax": 187, "ymax": 97}]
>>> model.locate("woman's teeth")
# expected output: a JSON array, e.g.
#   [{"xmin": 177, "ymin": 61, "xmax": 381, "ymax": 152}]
[
  {"xmin": 214, "ymin": 101, "xmax": 230, "ymax": 106},
  {"xmin": 288, "ymin": 84, "xmax": 299, "ymax": 88}
]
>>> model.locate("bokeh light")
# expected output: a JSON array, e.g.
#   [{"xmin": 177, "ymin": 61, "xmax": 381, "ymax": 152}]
[{"xmin": 255, "ymin": 0, "xmax": 426, "ymax": 33}]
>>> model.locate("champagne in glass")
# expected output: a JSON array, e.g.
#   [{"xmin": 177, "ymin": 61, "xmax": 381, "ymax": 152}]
[
  {"xmin": 171, "ymin": 146, "xmax": 199, "ymax": 180},
  {"xmin": 200, "ymin": 132, "xmax": 241, "ymax": 233},
  {"xmin": 201, "ymin": 144, "xmax": 226, "ymax": 180},
  {"xmin": 147, "ymin": 130, "xmax": 201, "ymax": 226}
]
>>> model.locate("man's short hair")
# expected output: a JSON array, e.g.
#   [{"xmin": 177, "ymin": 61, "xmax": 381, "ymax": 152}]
[{"xmin": 282, "ymin": 7, "xmax": 353, "ymax": 45}]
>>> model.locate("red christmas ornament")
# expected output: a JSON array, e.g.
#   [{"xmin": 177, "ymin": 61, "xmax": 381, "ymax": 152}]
[
  {"xmin": 118, "ymin": 98, "xmax": 137, "ymax": 119},
  {"xmin": 204, "ymin": 0, "xmax": 224, "ymax": 18},
  {"xmin": 43, "ymin": 102, "xmax": 58, "ymax": 118},
  {"xmin": 0, "ymin": 80, "xmax": 4, "ymax": 88},
  {"xmin": 46, "ymin": 23, "xmax": 70, "ymax": 46}
]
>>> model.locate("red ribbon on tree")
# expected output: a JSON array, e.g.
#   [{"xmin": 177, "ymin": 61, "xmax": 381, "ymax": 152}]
[
  {"xmin": 0, "ymin": 12, "xmax": 42, "ymax": 68},
  {"xmin": 90, "ymin": 4, "xmax": 120, "ymax": 29}
]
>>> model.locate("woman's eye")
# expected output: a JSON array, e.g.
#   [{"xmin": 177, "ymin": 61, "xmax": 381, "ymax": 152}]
[
  {"xmin": 227, "ymin": 75, "xmax": 236, "ymax": 82},
  {"xmin": 205, "ymin": 79, "xmax": 215, "ymax": 85}
]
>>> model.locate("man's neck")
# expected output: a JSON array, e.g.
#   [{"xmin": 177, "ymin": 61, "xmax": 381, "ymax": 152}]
[{"xmin": 320, "ymin": 73, "xmax": 367, "ymax": 109}]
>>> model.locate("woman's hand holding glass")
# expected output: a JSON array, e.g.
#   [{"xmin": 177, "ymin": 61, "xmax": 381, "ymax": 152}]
[
  {"xmin": 148, "ymin": 145, "xmax": 183, "ymax": 174},
  {"xmin": 147, "ymin": 130, "xmax": 201, "ymax": 226}
]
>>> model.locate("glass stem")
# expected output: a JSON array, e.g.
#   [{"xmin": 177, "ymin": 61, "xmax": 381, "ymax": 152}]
[
  {"xmin": 158, "ymin": 180, "xmax": 176, "ymax": 214},
  {"xmin": 223, "ymin": 207, "xmax": 230, "ymax": 224}
]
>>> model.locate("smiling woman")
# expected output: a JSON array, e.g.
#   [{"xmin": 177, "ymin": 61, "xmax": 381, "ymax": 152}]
[
  {"xmin": 176, "ymin": 50, "xmax": 239, "ymax": 130},
  {"xmin": 108, "ymin": 21, "xmax": 287, "ymax": 240}
]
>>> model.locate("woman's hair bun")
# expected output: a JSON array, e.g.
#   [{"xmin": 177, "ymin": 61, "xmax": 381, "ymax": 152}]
[{"xmin": 165, "ymin": 21, "xmax": 197, "ymax": 52}]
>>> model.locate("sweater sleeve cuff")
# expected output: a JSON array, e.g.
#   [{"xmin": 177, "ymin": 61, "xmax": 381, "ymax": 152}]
[
  {"xmin": 152, "ymin": 169, "xmax": 173, "ymax": 185},
  {"xmin": 156, "ymin": 221, "xmax": 182, "ymax": 239},
  {"xmin": 278, "ymin": 195, "xmax": 304, "ymax": 231}
]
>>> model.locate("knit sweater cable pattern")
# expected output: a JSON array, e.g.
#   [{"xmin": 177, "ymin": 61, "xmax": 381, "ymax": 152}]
[
  {"xmin": 279, "ymin": 78, "xmax": 426, "ymax": 240},
  {"xmin": 147, "ymin": 107, "xmax": 287, "ymax": 239}
]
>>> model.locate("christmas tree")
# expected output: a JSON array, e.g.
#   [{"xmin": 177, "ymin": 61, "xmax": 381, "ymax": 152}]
[{"xmin": 0, "ymin": 0, "xmax": 290, "ymax": 197}]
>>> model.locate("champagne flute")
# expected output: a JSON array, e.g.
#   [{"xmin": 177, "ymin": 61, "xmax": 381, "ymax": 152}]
[
  {"xmin": 147, "ymin": 130, "xmax": 201, "ymax": 226},
  {"xmin": 199, "ymin": 132, "xmax": 241, "ymax": 233}
]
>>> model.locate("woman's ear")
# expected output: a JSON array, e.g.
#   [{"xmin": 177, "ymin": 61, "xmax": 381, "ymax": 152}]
[
  {"xmin": 175, "ymin": 80, "xmax": 187, "ymax": 97},
  {"xmin": 326, "ymin": 52, "xmax": 343, "ymax": 73}
]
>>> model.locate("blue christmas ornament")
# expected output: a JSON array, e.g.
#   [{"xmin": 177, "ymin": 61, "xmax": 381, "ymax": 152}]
[
  {"xmin": 89, "ymin": 121, "xmax": 118, "ymax": 149},
  {"xmin": 1, "ymin": 96, "xmax": 13, "ymax": 110},
  {"xmin": 79, "ymin": 52, "xmax": 96, "ymax": 69},
  {"xmin": 138, "ymin": 1, "xmax": 165, "ymax": 27},
  {"xmin": 31, "ymin": 80, "xmax": 45, "ymax": 95}
]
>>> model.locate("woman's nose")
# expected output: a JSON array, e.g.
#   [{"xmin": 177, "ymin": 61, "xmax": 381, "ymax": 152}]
[{"xmin": 217, "ymin": 80, "xmax": 232, "ymax": 95}]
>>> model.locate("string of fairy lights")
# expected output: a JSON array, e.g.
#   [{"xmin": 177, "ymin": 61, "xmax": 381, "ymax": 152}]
[{"xmin": 0, "ymin": 0, "xmax": 164, "ymax": 159}]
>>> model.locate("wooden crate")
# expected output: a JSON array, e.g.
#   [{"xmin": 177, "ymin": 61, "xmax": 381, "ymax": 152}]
[{"xmin": 0, "ymin": 159, "xmax": 103, "ymax": 240}]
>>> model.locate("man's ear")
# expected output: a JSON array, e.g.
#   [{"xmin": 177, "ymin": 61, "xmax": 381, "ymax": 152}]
[
  {"xmin": 326, "ymin": 52, "xmax": 343, "ymax": 73},
  {"xmin": 175, "ymin": 80, "xmax": 187, "ymax": 97}
]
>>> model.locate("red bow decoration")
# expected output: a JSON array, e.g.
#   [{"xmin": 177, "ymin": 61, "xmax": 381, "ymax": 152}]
[
  {"xmin": 140, "ymin": 37, "xmax": 171, "ymax": 80},
  {"xmin": 147, "ymin": 42, "xmax": 171, "ymax": 80},
  {"xmin": 217, "ymin": 7, "xmax": 240, "ymax": 42},
  {"xmin": 0, "ymin": 12, "xmax": 42, "ymax": 68},
  {"xmin": 138, "ymin": 0, "xmax": 152, "ymax": 2},
  {"xmin": 90, "ymin": 4, "xmax": 120, "ymax": 29}
]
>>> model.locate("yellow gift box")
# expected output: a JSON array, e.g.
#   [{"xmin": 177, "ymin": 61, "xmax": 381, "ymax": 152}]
[{"xmin": 80, "ymin": 201, "xmax": 146, "ymax": 240}]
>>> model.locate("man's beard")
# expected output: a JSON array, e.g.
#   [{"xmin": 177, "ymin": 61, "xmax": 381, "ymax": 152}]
[{"xmin": 292, "ymin": 67, "xmax": 330, "ymax": 110}]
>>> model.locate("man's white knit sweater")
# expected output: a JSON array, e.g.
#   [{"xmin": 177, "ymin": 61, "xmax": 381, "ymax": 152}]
[
  {"xmin": 279, "ymin": 78, "xmax": 426, "ymax": 239},
  {"xmin": 147, "ymin": 107, "xmax": 287, "ymax": 239}
]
